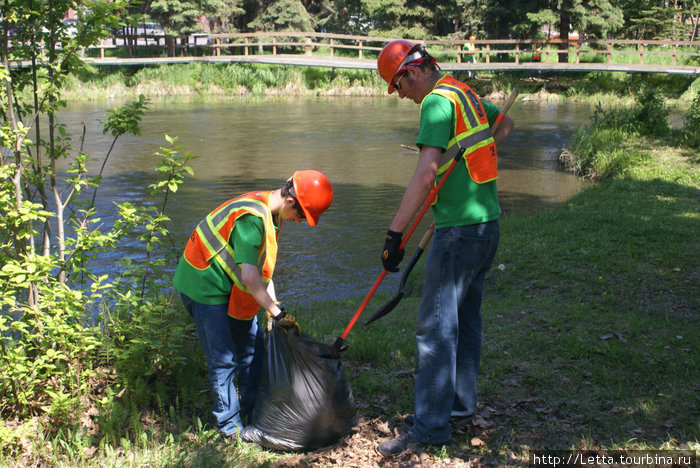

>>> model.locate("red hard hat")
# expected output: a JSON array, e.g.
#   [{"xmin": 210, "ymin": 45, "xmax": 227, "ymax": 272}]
[
  {"xmin": 291, "ymin": 170, "xmax": 333, "ymax": 226},
  {"xmin": 377, "ymin": 40, "xmax": 420, "ymax": 94}
]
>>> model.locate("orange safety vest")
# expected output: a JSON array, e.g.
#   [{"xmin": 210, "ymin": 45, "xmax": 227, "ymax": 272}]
[
  {"xmin": 428, "ymin": 75, "xmax": 498, "ymax": 184},
  {"xmin": 183, "ymin": 191, "xmax": 279, "ymax": 319},
  {"xmin": 466, "ymin": 42, "xmax": 476, "ymax": 57}
]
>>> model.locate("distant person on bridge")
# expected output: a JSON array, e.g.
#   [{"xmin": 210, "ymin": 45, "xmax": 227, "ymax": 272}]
[
  {"xmin": 375, "ymin": 40, "xmax": 514, "ymax": 456},
  {"xmin": 530, "ymin": 40, "xmax": 542, "ymax": 79},
  {"xmin": 465, "ymin": 35, "xmax": 477, "ymax": 78},
  {"xmin": 172, "ymin": 170, "xmax": 333, "ymax": 439}
]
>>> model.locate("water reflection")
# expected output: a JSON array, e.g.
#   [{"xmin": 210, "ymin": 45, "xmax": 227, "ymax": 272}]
[{"xmin": 59, "ymin": 97, "xmax": 591, "ymax": 305}]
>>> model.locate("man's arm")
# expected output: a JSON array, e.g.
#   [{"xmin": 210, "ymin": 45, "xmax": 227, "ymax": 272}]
[
  {"xmin": 388, "ymin": 145, "xmax": 442, "ymax": 233},
  {"xmin": 492, "ymin": 114, "xmax": 514, "ymax": 146}
]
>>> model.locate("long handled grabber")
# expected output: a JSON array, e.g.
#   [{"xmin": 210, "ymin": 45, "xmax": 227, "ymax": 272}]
[{"xmin": 333, "ymin": 89, "xmax": 519, "ymax": 353}]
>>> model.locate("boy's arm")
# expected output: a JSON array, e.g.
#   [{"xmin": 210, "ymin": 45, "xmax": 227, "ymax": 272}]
[{"xmin": 240, "ymin": 263, "xmax": 284, "ymax": 317}]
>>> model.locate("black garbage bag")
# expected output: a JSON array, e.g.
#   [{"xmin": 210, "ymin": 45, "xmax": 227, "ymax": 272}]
[{"xmin": 239, "ymin": 323, "xmax": 357, "ymax": 451}]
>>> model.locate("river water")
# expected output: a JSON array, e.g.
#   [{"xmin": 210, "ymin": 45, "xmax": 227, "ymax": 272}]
[{"xmin": 58, "ymin": 96, "xmax": 591, "ymax": 306}]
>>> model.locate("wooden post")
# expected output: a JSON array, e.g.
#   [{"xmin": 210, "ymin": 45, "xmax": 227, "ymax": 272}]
[
  {"xmin": 215, "ymin": 37, "xmax": 220, "ymax": 57},
  {"xmin": 457, "ymin": 43, "xmax": 462, "ymax": 63},
  {"xmin": 607, "ymin": 42, "xmax": 612, "ymax": 64},
  {"xmin": 244, "ymin": 37, "xmax": 249, "ymax": 56},
  {"xmin": 576, "ymin": 41, "xmax": 580, "ymax": 64},
  {"xmin": 672, "ymin": 43, "xmax": 677, "ymax": 66},
  {"xmin": 305, "ymin": 36, "xmax": 311, "ymax": 56},
  {"xmin": 639, "ymin": 43, "xmax": 644, "ymax": 64},
  {"xmin": 359, "ymin": 40, "xmax": 363, "ymax": 59},
  {"xmin": 273, "ymin": 36, "xmax": 277, "ymax": 55},
  {"xmin": 515, "ymin": 41, "xmax": 520, "ymax": 64},
  {"xmin": 330, "ymin": 38, "xmax": 334, "ymax": 57},
  {"xmin": 100, "ymin": 38, "xmax": 104, "ymax": 59},
  {"xmin": 485, "ymin": 44, "xmax": 490, "ymax": 63}
]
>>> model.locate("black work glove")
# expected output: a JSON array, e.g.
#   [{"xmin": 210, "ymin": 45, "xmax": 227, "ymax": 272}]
[
  {"xmin": 382, "ymin": 230, "xmax": 405, "ymax": 272},
  {"xmin": 273, "ymin": 306, "xmax": 301, "ymax": 334}
]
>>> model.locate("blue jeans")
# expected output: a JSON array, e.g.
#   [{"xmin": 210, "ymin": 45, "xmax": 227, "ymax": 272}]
[
  {"xmin": 409, "ymin": 221, "xmax": 499, "ymax": 444},
  {"xmin": 180, "ymin": 293, "xmax": 264, "ymax": 436}
]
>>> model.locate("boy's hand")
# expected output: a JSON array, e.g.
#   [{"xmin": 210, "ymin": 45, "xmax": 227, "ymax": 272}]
[{"xmin": 274, "ymin": 307, "xmax": 301, "ymax": 334}]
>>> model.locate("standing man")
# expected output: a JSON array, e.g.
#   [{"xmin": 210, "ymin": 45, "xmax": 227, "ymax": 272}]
[
  {"xmin": 465, "ymin": 35, "xmax": 477, "ymax": 78},
  {"xmin": 375, "ymin": 40, "xmax": 514, "ymax": 455},
  {"xmin": 173, "ymin": 170, "xmax": 333, "ymax": 439}
]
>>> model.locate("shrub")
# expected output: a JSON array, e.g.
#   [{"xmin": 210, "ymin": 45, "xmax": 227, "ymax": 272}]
[
  {"xmin": 680, "ymin": 92, "xmax": 700, "ymax": 150},
  {"xmin": 591, "ymin": 84, "xmax": 670, "ymax": 137}
]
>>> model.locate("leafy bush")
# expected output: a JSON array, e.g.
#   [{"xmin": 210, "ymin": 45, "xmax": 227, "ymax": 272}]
[
  {"xmin": 1, "ymin": 38, "xmax": 204, "ymax": 461},
  {"xmin": 680, "ymin": 92, "xmax": 700, "ymax": 150},
  {"xmin": 591, "ymin": 84, "xmax": 670, "ymax": 137},
  {"xmin": 564, "ymin": 83, "xmax": 670, "ymax": 179},
  {"xmin": 567, "ymin": 127, "xmax": 628, "ymax": 178}
]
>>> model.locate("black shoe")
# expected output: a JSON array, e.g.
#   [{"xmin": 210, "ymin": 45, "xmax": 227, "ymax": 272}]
[
  {"xmin": 450, "ymin": 415, "xmax": 474, "ymax": 435},
  {"xmin": 377, "ymin": 432, "xmax": 422, "ymax": 456},
  {"xmin": 403, "ymin": 414, "xmax": 473, "ymax": 434}
]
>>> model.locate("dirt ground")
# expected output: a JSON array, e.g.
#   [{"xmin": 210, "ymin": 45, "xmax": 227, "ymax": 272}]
[{"xmin": 268, "ymin": 410, "xmax": 509, "ymax": 468}]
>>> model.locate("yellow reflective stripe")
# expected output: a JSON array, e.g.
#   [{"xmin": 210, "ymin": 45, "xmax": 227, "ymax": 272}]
[
  {"xmin": 196, "ymin": 217, "xmax": 237, "ymax": 276},
  {"xmin": 210, "ymin": 200, "xmax": 265, "ymax": 227},
  {"xmin": 197, "ymin": 198, "xmax": 270, "ymax": 280},
  {"xmin": 433, "ymin": 87, "xmax": 492, "ymax": 175},
  {"xmin": 434, "ymin": 84, "xmax": 484, "ymax": 128},
  {"xmin": 440, "ymin": 127, "xmax": 493, "ymax": 162}
]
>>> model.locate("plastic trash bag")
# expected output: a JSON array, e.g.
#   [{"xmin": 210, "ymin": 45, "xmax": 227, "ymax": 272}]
[{"xmin": 240, "ymin": 323, "xmax": 357, "ymax": 451}]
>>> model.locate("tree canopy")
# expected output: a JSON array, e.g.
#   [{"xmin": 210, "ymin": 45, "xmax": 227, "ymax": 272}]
[{"xmin": 50, "ymin": 0, "xmax": 689, "ymax": 41}]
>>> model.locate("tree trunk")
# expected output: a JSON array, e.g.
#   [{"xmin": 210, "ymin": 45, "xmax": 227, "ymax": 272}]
[
  {"xmin": 558, "ymin": 10, "xmax": 570, "ymax": 64},
  {"xmin": 167, "ymin": 36, "xmax": 175, "ymax": 57}
]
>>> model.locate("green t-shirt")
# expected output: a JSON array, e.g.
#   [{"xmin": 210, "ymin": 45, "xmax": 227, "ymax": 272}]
[
  {"xmin": 416, "ymin": 86, "xmax": 502, "ymax": 228},
  {"xmin": 172, "ymin": 214, "xmax": 266, "ymax": 305}
]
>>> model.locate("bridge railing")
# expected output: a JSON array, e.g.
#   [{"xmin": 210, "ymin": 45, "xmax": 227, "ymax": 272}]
[{"xmin": 84, "ymin": 32, "xmax": 700, "ymax": 66}]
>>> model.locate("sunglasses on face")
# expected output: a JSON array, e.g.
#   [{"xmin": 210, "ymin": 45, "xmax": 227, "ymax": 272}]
[
  {"xmin": 293, "ymin": 200, "xmax": 305, "ymax": 220},
  {"xmin": 393, "ymin": 72, "xmax": 407, "ymax": 92},
  {"xmin": 288, "ymin": 183, "xmax": 306, "ymax": 220}
]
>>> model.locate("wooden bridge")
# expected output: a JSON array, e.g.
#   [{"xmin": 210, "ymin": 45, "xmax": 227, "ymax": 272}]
[{"xmin": 11, "ymin": 32, "xmax": 700, "ymax": 75}]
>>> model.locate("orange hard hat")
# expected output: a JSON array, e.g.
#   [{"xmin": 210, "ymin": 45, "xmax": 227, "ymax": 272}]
[
  {"xmin": 377, "ymin": 40, "xmax": 423, "ymax": 94},
  {"xmin": 290, "ymin": 170, "xmax": 333, "ymax": 226}
]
